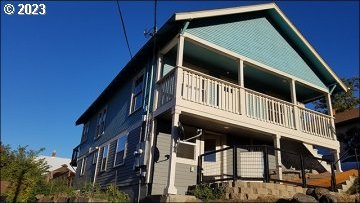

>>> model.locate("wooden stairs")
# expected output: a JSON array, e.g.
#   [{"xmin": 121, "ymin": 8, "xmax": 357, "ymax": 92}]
[{"xmin": 306, "ymin": 169, "xmax": 358, "ymax": 192}]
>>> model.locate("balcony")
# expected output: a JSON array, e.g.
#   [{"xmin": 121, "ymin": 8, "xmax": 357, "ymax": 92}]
[{"xmin": 155, "ymin": 66, "xmax": 336, "ymax": 145}]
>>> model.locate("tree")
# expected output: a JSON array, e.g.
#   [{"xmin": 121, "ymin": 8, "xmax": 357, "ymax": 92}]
[
  {"xmin": 0, "ymin": 144, "xmax": 49, "ymax": 202},
  {"xmin": 314, "ymin": 77, "xmax": 359, "ymax": 114}
]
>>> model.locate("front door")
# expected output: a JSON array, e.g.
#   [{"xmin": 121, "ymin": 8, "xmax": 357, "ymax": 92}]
[{"xmin": 202, "ymin": 133, "xmax": 225, "ymax": 181}]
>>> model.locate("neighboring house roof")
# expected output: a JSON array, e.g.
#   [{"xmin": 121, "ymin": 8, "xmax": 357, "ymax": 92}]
[
  {"xmin": 335, "ymin": 108, "xmax": 360, "ymax": 124},
  {"xmin": 75, "ymin": 3, "xmax": 347, "ymax": 125},
  {"xmin": 38, "ymin": 155, "xmax": 75, "ymax": 173}
]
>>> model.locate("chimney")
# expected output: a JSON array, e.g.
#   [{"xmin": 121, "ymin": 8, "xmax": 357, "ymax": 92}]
[{"xmin": 51, "ymin": 150, "xmax": 56, "ymax": 157}]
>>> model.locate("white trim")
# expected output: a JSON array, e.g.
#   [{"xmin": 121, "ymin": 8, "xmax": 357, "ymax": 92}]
[
  {"xmin": 113, "ymin": 134, "xmax": 128, "ymax": 167},
  {"xmin": 174, "ymin": 3, "xmax": 347, "ymax": 91},
  {"xmin": 174, "ymin": 3, "xmax": 275, "ymax": 21},
  {"xmin": 183, "ymin": 32, "xmax": 329, "ymax": 93},
  {"xmin": 176, "ymin": 140, "xmax": 197, "ymax": 165},
  {"xmin": 272, "ymin": 4, "xmax": 347, "ymax": 92}
]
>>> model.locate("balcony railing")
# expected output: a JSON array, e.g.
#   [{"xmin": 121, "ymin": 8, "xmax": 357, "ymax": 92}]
[
  {"xmin": 245, "ymin": 89, "xmax": 295, "ymax": 129},
  {"xmin": 298, "ymin": 107, "xmax": 333, "ymax": 139},
  {"xmin": 156, "ymin": 66, "xmax": 335, "ymax": 140}
]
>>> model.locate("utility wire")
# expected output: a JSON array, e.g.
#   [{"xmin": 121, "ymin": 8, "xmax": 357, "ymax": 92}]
[{"xmin": 116, "ymin": 0, "xmax": 133, "ymax": 59}]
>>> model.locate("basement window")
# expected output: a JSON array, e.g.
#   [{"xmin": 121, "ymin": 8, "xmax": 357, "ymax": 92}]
[
  {"xmin": 92, "ymin": 151, "xmax": 98, "ymax": 165},
  {"xmin": 114, "ymin": 135, "xmax": 128, "ymax": 167},
  {"xmin": 100, "ymin": 145, "xmax": 109, "ymax": 172},
  {"xmin": 80, "ymin": 157, "xmax": 86, "ymax": 176}
]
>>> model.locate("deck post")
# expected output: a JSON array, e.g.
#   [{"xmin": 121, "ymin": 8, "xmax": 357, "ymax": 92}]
[
  {"xmin": 273, "ymin": 134, "xmax": 282, "ymax": 181},
  {"xmin": 153, "ymin": 55, "xmax": 163, "ymax": 111},
  {"xmin": 238, "ymin": 59, "xmax": 246, "ymax": 115},
  {"xmin": 233, "ymin": 145, "xmax": 238, "ymax": 181},
  {"xmin": 290, "ymin": 79, "xmax": 300, "ymax": 130},
  {"xmin": 332, "ymin": 149, "xmax": 342, "ymax": 172},
  {"xmin": 165, "ymin": 108, "xmax": 180, "ymax": 194},
  {"xmin": 300, "ymin": 154, "xmax": 307, "ymax": 188},
  {"xmin": 325, "ymin": 93, "xmax": 336, "ymax": 140},
  {"xmin": 176, "ymin": 35, "xmax": 184, "ymax": 67}
]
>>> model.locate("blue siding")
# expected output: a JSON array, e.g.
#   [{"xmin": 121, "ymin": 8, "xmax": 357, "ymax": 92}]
[
  {"xmin": 186, "ymin": 16, "xmax": 327, "ymax": 89},
  {"xmin": 77, "ymin": 71, "xmax": 144, "ymax": 157}
]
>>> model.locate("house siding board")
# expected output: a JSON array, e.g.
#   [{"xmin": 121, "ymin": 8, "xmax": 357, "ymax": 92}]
[
  {"xmin": 186, "ymin": 16, "xmax": 327, "ymax": 89},
  {"xmin": 94, "ymin": 127, "xmax": 141, "ymax": 188},
  {"xmin": 174, "ymin": 163, "xmax": 197, "ymax": 195},
  {"xmin": 151, "ymin": 120, "xmax": 172, "ymax": 195},
  {"xmin": 77, "ymin": 69, "xmax": 144, "ymax": 158}
]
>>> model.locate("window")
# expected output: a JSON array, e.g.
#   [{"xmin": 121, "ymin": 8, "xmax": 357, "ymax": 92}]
[
  {"xmin": 95, "ymin": 108, "xmax": 107, "ymax": 138},
  {"xmin": 100, "ymin": 145, "xmax": 109, "ymax": 171},
  {"xmin": 114, "ymin": 135, "xmax": 128, "ymax": 166},
  {"xmin": 130, "ymin": 74, "xmax": 144, "ymax": 114},
  {"xmin": 177, "ymin": 141, "xmax": 196, "ymax": 160},
  {"xmin": 81, "ymin": 122, "xmax": 90, "ymax": 143},
  {"xmin": 80, "ymin": 157, "xmax": 86, "ymax": 176},
  {"xmin": 204, "ymin": 139, "xmax": 216, "ymax": 162},
  {"xmin": 92, "ymin": 151, "xmax": 98, "ymax": 165}
]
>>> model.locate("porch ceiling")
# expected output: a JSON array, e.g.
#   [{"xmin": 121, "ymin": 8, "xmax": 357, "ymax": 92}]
[
  {"xmin": 183, "ymin": 40, "xmax": 323, "ymax": 103},
  {"xmin": 183, "ymin": 40, "xmax": 238, "ymax": 76}
]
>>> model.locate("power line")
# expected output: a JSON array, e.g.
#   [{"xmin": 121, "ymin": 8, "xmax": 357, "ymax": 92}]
[{"xmin": 116, "ymin": 0, "xmax": 132, "ymax": 59}]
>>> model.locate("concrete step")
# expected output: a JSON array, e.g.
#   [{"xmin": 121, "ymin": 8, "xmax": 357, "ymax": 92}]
[{"xmin": 339, "ymin": 175, "xmax": 357, "ymax": 193}]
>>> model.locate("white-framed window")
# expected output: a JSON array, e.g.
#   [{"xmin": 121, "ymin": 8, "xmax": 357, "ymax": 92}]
[
  {"xmin": 80, "ymin": 157, "xmax": 86, "ymax": 176},
  {"xmin": 130, "ymin": 73, "xmax": 144, "ymax": 114},
  {"xmin": 177, "ymin": 141, "xmax": 196, "ymax": 160},
  {"xmin": 95, "ymin": 107, "xmax": 107, "ymax": 138},
  {"xmin": 114, "ymin": 135, "xmax": 128, "ymax": 167},
  {"xmin": 100, "ymin": 145, "xmax": 109, "ymax": 172},
  {"xmin": 81, "ymin": 122, "xmax": 90, "ymax": 143},
  {"xmin": 92, "ymin": 151, "xmax": 98, "ymax": 165}
]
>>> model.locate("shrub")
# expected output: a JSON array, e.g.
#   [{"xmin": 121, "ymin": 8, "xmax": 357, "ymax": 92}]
[
  {"xmin": 191, "ymin": 184, "xmax": 224, "ymax": 201},
  {"xmin": 106, "ymin": 184, "xmax": 130, "ymax": 202}
]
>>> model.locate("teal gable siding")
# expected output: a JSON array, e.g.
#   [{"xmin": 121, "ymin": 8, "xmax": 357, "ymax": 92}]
[{"xmin": 186, "ymin": 16, "xmax": 327, "ymax": 89}]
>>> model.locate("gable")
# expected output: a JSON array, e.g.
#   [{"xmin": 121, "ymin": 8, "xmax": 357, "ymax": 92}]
[{"xmin": 185, "ymin": 15, "xmax": 327, "ymax": 89}]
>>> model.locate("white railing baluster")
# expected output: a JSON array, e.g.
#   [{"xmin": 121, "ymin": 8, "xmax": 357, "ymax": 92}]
[{"xmin": 159, "ymin": 67, "xmax": 335, "ymax": 141}]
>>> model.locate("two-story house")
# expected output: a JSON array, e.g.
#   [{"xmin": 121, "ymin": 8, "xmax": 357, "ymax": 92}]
[{"xmin": 71, "ymin": 3, "xmax": 347, "ymax": 201}]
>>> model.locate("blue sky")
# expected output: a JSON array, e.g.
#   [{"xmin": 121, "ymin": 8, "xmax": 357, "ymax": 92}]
[{"xmin": 1, "ymin": 1, "xmax": 359, "ymax": 158}]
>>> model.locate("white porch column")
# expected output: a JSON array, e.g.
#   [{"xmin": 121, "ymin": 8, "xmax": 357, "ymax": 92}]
[
  {"xmin": 176, "ymin": 35, "xmax": 184, "ymax": 67},
  {"xmin": 165, "ymin": 108, "xmax": 180, "ymax": 194},
  {"xmin": 274, "ymin": 134, "xmax": 282, "ymax": 180},
  {"xmin": 332, "ymin": 149, "xmax": 342, "ymax": 172},
  {"xmin": 153, "ymin": 55, "xmax": 163, "ymax": 111},
  {"xmin": 174, "ymin": 36, "xmax": 184, "ymax": 103},
  {"xmin": 238, "ymin": 59, "xmax": 246, "ymax": 115},
  {"xmin": 290, "ymin": 79, "xmax": 300, "ymax": 130},
  {"xmin": 325, "ymin": 93, "xmax": 336, "ymax": 140}
]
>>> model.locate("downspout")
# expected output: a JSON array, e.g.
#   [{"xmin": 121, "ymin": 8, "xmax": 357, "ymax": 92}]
[{"xmin": 146, "ymin": 21, "xmax": 190, "ymax": 196}]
